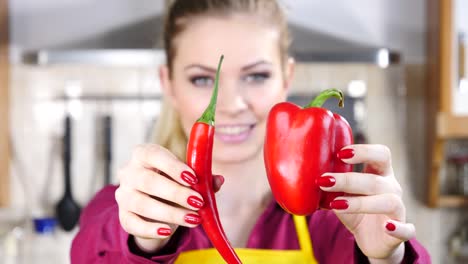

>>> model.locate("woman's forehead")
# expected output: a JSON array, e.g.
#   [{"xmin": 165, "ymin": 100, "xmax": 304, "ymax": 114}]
[{"xmin": 172, "ymin": 15, "xmax": 281, "ymax": 67}]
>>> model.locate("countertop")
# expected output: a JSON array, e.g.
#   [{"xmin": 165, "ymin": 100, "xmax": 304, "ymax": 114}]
[{"xmin": 1, "ymin": 215, "xmax": 76, "ymax": 264}]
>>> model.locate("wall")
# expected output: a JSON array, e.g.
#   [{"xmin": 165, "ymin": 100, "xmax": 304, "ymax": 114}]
[
  {"xmin": 9, "ymin": 0, "xmax": 427, "ymax": 63},
  {"xmin": 286, "ymin": 0, "xmax": 427, "ymax": 63},
  {"xmin": 456, "ymin": 0, "xmax": 468, "ymax": 34},
  {"xmin": 8, "ymin": 0, "xmax": 164, "ymax": 52},
  {"xmin": 9, "ymin": 63, "xmax": 163, "ymax": 211}
]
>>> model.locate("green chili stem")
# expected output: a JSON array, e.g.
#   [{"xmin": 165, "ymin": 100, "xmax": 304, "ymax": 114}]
[
  {"xmin": 305, "ymin": 88, "xmax": 344, "ymax": 108},
  {"xmin": 197, "ymin": 55, "xmax": 224, "ymax": 125}
]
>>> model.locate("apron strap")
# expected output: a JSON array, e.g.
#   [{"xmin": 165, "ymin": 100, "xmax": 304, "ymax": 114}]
[{"xmin": 292, "ymin": 215, "xmax": 315, "ymax": 259}]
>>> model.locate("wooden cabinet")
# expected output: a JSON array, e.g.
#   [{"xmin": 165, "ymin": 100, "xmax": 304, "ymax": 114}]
[
  {"xmin": 428, "ymin": 0, "xmax": 468, "ymax": 207},
  {"xmin": 0, "ymin": 0, "xmax": 10, "ymax": 207}
]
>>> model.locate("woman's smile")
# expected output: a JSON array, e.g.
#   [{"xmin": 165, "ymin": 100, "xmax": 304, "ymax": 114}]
[{"xmin": 215, "ymin": 124, "xmax": 256, "ymax": 143}]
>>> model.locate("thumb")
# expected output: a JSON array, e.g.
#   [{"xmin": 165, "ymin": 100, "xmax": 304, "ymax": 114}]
[{"xmin": 212, "ymin": 175, "xmax": 225, "ymax": 193}]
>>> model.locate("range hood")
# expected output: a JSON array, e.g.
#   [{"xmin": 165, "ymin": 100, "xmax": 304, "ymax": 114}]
[{"xmin": 21, "ymin": 15, "xmax": 400, "ymax": 66}]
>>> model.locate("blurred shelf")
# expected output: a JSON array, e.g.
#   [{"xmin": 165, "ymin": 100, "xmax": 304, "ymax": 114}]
[
  {"xmin": 437, "ymin": 112, "xmax": 468, "ymax": 138},
  {"xmin": 21, "ymin": 49, "xmax": 165, "ymax": 66},
  {"xmin": 438, "ymin": 195, "xmax": 468, "ymax": 207},
  {"xmin": 54, "ymin": 94, "xmax": 162, "ymax": 102}
]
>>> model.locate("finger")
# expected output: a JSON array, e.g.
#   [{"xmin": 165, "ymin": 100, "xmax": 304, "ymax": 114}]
[
  {"xmin": 116, "ymin": 188, "xmax": 202, "ymax": 228},
  {"xmin": 337, "ymin": 144, "xmax": 393, "ymax": 175},
  {"xmin": 385, "ymin": 220, "xmax": 416, "ymax": 241},
  {"xmin": 129, "ymin": 168, "xmax": 204, "ymax": 210},
  {"xmin": 318, "ymin": 172, "xmax": 400, "ymax": 196},
  {"xmin": 213, "ymin": 175, "xmax": 225, "ymax": 193},
  {"xmin": 132, "ymin": 144, "xmax": 197, "ymax": 186},
  {"xmin": 119, "ymin": 210, "xmax": 173, "ymax": 239},
  {"xmin": 330, "ymin": 194, "xmax": 405, "ymax": 220}
]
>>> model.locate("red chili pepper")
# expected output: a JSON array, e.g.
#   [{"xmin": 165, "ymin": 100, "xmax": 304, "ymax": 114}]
[
  {"xmin": 264, "ymin": 89, "xmax": 353, "ymax": 215},
  {"xmin": 186, "ymin": 55, "xmax": 242, "ymax": 264}
]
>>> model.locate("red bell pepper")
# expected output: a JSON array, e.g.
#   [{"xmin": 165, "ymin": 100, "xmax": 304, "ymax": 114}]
[
  {"xmin": 186, "ymin": 55, "xmax": 242, "ymax": 264},
  {"xmin": 264, "ymin": 89, "xmax": 353, "ymax": 215},
  {"xmin": 318, "ymin": 112, "xmax": 353, "ymax": 210}
]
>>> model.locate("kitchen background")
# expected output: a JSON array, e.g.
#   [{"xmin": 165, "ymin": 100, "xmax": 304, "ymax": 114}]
[{"xmin": 1, "ymin": 0, "xmax": 467, "ymax": 263}]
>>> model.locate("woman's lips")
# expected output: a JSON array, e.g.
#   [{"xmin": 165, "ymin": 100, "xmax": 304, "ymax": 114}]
[{"xmin": 215, "ymin": 124, "xmax": 255, "ymax": 143}]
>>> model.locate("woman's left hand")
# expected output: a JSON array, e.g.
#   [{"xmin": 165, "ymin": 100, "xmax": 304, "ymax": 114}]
[{"xmin": 318, "ymin": 144, "xmax": 415, "ymax": 263}]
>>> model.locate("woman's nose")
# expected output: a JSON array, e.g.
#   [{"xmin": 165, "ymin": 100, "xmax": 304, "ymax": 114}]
[{"xmin": 216, "ymin": 81, "xmax": 248, "ymax": 116}]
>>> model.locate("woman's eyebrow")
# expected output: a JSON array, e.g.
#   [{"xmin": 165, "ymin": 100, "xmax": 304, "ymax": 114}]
[
  {"xmin": 241, "ymin": 60, "xmax": 272, "ymax": 71},
  {"xmin": 184, "ymin": 60, "xmax": 272, "ymax": 72},
  {"xmin": 184, "ymin": 64, "xmax": 216, "ymax": 73}
]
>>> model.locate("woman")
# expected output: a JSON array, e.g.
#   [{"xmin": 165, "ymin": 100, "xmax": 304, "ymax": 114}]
[{"xmin": 71, "ymin": 0, "xmax": 430, "ymax": 263}]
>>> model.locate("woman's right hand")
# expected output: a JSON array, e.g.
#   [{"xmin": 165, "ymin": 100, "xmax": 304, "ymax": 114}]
[{"xmin": 115, "ymin": 144, "xmax": 223, "ymax": 253}]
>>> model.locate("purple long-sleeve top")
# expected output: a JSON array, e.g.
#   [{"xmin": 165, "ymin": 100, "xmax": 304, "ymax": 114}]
[{"xmin": 71, "ymin": 185, "xmax": 431, "ymax": 263}]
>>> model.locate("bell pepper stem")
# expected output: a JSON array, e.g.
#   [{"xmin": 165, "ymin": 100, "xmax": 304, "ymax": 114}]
[
  {"xmin": 305, "ymin": 88, "xmax": 344, "ymax": 108},
  {"xmin": 197, "ymin": 55, "xmax": 224, "ymax": 125}
]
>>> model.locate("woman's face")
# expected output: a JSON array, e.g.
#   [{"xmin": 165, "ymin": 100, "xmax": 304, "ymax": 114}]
[{"xmin": 161, "ymin": 14, "xmax": 294, "ymax": 164}]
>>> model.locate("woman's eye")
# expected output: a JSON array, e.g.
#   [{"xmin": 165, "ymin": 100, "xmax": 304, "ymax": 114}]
[
  {"xmin": 243, "ymin": 72, "xmax": 270, "ymax": 84},
  {"xmin": 190, "ymin": 76, "xmax": 214, "ymax": 87}
]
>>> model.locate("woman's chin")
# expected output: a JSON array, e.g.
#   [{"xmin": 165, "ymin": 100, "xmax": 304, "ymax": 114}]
[{"xmin": 212, "ymin": 145, "xmax": 262, "ymax": 165}]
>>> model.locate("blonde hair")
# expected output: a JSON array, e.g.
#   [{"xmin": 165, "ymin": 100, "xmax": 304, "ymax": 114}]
[
  {"xmin": 153, "ymin": 99, "xmax": 188, "ymax": 161},
  {"xmin": 154, "ymin": 0, "xmax": 291, "ymax": 161}
]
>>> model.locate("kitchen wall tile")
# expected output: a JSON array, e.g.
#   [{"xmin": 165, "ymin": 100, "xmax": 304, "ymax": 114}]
[{"xmin": 9, "ymin": 64, "xmax": 162, "ymax": 216}]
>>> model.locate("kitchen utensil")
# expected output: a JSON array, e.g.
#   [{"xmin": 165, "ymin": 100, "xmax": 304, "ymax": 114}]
[
  {"xmin": 103, "ymin": 115, "xmax": 112, "ymax": 185},
  {"xmin": 55, "ymin": 115, "xmax": 81, "ymax": 231}
]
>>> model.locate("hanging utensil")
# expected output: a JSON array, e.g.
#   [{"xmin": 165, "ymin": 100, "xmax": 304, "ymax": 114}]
[
  {"xmin": 103, "ymin": 115, "xmax": 112, "ymax": 185},
  {"xmin": 55, "ymin": 115, "xmax": 81, "ymax": 231}
]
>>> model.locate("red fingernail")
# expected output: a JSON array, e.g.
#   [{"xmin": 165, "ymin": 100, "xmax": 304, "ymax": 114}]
[
  {"xmin": 317, "ymin": 176, "xmax": 336, "ymax": 187},
  {"xmin": 386, "ymin": 222, "xmax": 396, "ymax": 231},
  {"xmin": 157, "ymin": 228, "xmax": 171, "ymax": 236},
  {"xmin": 330, "ymin": 199, "xmax": 349, "ymax": 210},
  {"xmin": 184, "ymin": 213, "xmax": 202, "ymax": 225},
  {"xmin": 181, "ymin": 171, "xmax": 198, "ymax": 185},
  {"xmin": 187, "ymin": 196, "xmax": 204, "ymax": 209},
  {"xmin": 337, "ymin": 148, "xmax": 355, "ymax": 159},
  {"xmin": 217, "ymin": 175, "xmax": 225, "ymax": 186}
]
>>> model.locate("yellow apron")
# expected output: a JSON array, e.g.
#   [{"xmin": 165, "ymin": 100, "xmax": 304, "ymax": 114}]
[{"xmin": 175, "ymin": 215, "xmax": 318, "ymax": 263}]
